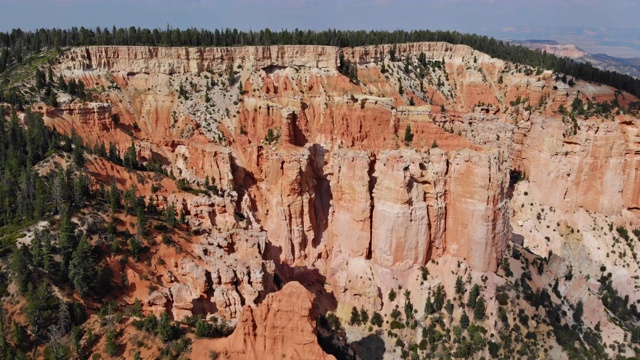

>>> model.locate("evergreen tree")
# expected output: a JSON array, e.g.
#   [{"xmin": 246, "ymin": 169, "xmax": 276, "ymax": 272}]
[
  {"xmin": 467, "ymin": 284, "xmax": 480, "ymax": 309},
  {"xmin": 434, "ymin": 285, "xmax": 445, "ymax": 312},
  {"xmin": 424, "ymin": 294, "xmax": 435, "ymax": 315},
  {"xmin": 12, "ymin": 320, "xmax": 28, "ymax": 347},
  {"xmin": 473, "ymin": 297, "xmax": 486, "ymax": 320},
  {"xmin": 195, "ymin": 319, "xmax": 213, "ymax": 338},
  {"xmin": 349, "ymin": 306, "xmax": 361, "ymax": 326},
  {"xmin": 73, "ymin": 173, "xmax": 89, "ymax": 209},
  {"xmin": 35, "ymin": 68, "xmax": 46, "ymax": 90},
  {"xmin": 128, "ymin": 235, "xmax": 141, "ymax": 260},
  {"xmin": 123, "ymin": 140, "xmax": 138, "ymax": 170},
  {"xmin": 104, "ymin": 328, "xmax": 118, "ymax": 356},
  {"xmin": 455, "ymin": 276, "xmax": 465, "ymax": 295},
  {"xmin": 56, "ymin": 75, "xmax": 66, "ymax": 91},
  {"xmin": 25, "ymin": 281, "xmax": 60, "ymax": 336},
  {"xmin": 57, "ymin": 206, "xmax": 77, "ymax": 279},
  {"xmin": 164, "ymin": 203, "xmax": 177, "ymax": 228},
  {"xmin": 157, "ymin": 311, "xmax": 176, "ymax": 342},
  {"xmin": 71, "ymin": 138, "xmax": 85, "ymax": 168},
  {"xmin": 52, "ymin": 166, "xmax": 69, "ymax": 213},
  {"xmin": 11, "ymin": 245, "xmax": 32, "ymax": 294},
  {"xmin": 573, "ymin": 300, "xmax": 584, "ymax": 324},
  {"xmin": 370, "ymin": 312, "xmax": 383, "ymax": 327},
  {"xmin": 359, "ymin": 308, "xmax": 369, "ymax": 324},
  {"xmin": 94, "ymin": 142, "xmax": 107, "ymax": 158},
  {"xmin": 460, "ymin": 311, "xmax": 470, "ymax": 329},
  {"xmin": 108, "ymin": 142, "xmax": 121, "ymax": 164},
  {"xmin": 31, "ymin": 229, "xmax": 43, "ymax": 267},
  {"xmin": 108, "ymin": 181, "xmax": 121, "ymax": 212},
  {"xmin": 404, "ymin": 124, "xmax": 414, "ymax": 143},
  {"xmin": 34, "ymin": 177, "xmax": 48, "ymax": 219},
  {"xmin": 68, "ymin": 236, "xmax": 96, "ymax": 298},
  {"xmin": 41, "ymin": 231, "xmax": 54, "ymax": 273},
  {"xmin": 0, "ymin": 307, "xmax": 10, "ymax": 359}
]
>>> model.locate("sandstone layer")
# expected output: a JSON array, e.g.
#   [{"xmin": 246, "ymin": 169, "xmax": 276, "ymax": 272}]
[{"xmin": 197, "ymin": 281, "xmax": 335, "ymax": 360}]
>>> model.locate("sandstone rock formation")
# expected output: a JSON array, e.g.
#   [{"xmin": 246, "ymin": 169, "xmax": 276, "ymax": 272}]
[
  {"xmin": 43, "ymin": 42, "xmax": 640, "ymax": 355},
  {"xmin": 198, "ymin": 281, "xmax": 335, "ymax": 360}
]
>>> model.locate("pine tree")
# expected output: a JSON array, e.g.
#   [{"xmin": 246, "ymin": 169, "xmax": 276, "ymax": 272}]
[
  {"xmin": 31, "ymin": 230, "xmax": 43, "ymax": 267},
  {"xmin": 11, "ymin": 245, "xmax": 32, "ymax": 294},
  {"xmin": 164, "ymin": 203, "xmax": 177, "ymax": 228},
  {"xmin": 404, "ymin": 124, "xmax": 414, "ymax": 143},
  {"xmin": 52, "ymin": 166, "xmax": 69, "ymax": 213},
  {"xmin": 128, "ymin": 237, "xmax": 141, "ymax": 261},
  {"xmin": 41, "ymin": 231, "xmax": 53, "ymax": 273},
  {"xmin": 573, "ymin": 300, "xmax": 583, "ymax": 324},
  {"xmin": 34, "ymin": 177, "xmax": 48, "ymax": 219},
  {"xmin": 359, "ymin": 308, "xmax": 369, "ymax": 324},
  {"xmin": 35, "ymin": 69, "xmax": 46, "ymax": 90},
  {"xmin": 434, "ymin": 285, "xmax": 445, "ymax": 312},
  {"xmin": 424, "ymin": 294, "xmax": 435, "ymax": 315},
  {"xmin": 108, "ymin": 181, "xmax": 120, "ymax": 212},
  {"xmin": 108, "ymin": 142, "xmax": 121, "ymax": 164},
  {"xmin": 58, "ymin": 206, "xmax": 77, "ymax": 279},
  {"xmin": 12, "ymin": 320, "xmax": 28, "ymax": 346},
  {"xmin": 71, "ymin": 139, "xmax": 85, "ymax": 168},
  {"xmin": 349, "ymin": 306, "xmax": 361, "ymax": 326},
  {"xmin": 25, "ymin": 281, "xmax": 60, "ymax": 335},
  {"xmin": 56, "ymin": 75, "xmax": 66, "ymax": 91},
  {"xmin": 473, "ymin": 297, "xmax": 486, "ymax": 320},
  {"xmin": 0, "ymin": 307, "xmax": 10, "ymax": 359},
  {"xmin": 104, "ymin": 328, "xmax": 118, "ymax": 356},
  {"xmin": 195, "ymin": 319, "xmax": 213, "ymax": 338},
  {"xmin": 467, "ymin": 284, "xmax": 480, "ymax": 309},
  {"xmin": 123, "ymin": 140, "xmax": 138, "ymax": 170},
  {"xmin": 68, "ymin": 236, "xmax": 96, "ymax": 298},
  {"xmin": 455, "ymin": 276, "xmax": 465, "ymax": 295},
  {"xmin": 73, "ymin": 173, "xmax": 89, "ymax": 209},
  {"xmin": 460, "ymin": 311, "xmax": 470, "ymax": 329},
  {"xmin": 157, "ymin": 312, "xmax": 175, "ymax": 342}
]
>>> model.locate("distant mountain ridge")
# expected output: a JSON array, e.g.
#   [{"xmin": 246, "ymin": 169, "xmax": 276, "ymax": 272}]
[{"xmin": 513, "ymin": 39, "xmax": 640, "ymax": 79}]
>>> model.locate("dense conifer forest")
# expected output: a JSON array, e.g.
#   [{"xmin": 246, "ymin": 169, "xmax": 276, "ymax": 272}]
[
  {"xmin": 1, "ymin": 27, "xmax": 639, "ymax": 99},
  {"xmin": 0, "ymin": 100, "xmax": 188, "ymax": 358}
]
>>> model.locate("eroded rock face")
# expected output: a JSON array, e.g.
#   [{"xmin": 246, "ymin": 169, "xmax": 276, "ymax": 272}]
[
  {"xmin": 260, "ymin": 147, "xmax": 317, "ymax": 264},
  {"xmin": 51, "ymin": 41, "xmax": 640, "ymax": 322},
  {"xmin": 517, "ymin": 115, "xmax": 640, "ymax": 216},
  {"xmin": 446, "ymin": 148, "xmax": 510, "ymax": 272},
  {"xmin": 60, "ymin": 45, "xmax": 339, "ymax": 75},
  {"xmin": 326, "ymin": 150, "xmax": 373, "ymax": 259},
  {"xmin": 203, "ymin": 281, "xmax": 335, "ymax": 360}
]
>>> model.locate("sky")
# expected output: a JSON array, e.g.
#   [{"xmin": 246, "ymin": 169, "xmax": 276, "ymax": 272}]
[{"xmin": 1, "ymin": 0, "xmax": 639, "ymax": 57}]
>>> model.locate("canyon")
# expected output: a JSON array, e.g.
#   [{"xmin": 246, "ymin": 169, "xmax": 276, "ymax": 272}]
[{"xmin": 4, "ymin": 41, "xmax": 640, "ymax": 359}]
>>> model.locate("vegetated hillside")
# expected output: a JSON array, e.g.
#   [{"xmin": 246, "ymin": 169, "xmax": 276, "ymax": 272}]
[
  {"xmin": 0, "ymin": 36, "xmax": 639, "ymax": 360},
  {"xmin": 513, "ymin": 40, "xmax": 640, "ymax": 80}
]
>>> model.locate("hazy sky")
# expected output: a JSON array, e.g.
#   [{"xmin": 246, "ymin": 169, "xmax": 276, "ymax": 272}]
[{"xmin": 1, "ymin": 0, "xmax": 639, "ymax": 57}]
